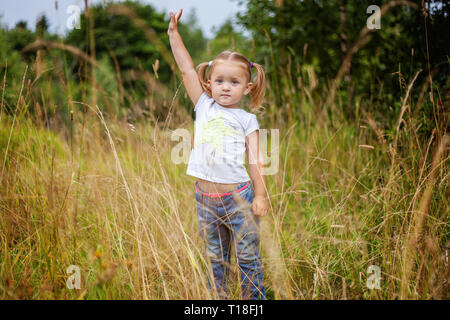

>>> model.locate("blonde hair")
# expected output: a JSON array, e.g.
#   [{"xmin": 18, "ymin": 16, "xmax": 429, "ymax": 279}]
[{"xmin": 197, "ymin": 51, "xmax": 265, "ymax": 111}]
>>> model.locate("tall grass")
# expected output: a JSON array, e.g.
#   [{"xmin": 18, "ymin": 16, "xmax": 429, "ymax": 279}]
[{"xmin": 0, "ymin": 3, "xmax": 448, "ymax": 300}]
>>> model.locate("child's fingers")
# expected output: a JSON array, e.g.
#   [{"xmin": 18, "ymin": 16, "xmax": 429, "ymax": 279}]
[
  {"xmin": 176, "ymin": 8, "xmax": 183, "ymax": 21},
  {"xmin": 261, "ymin": 208, "xmax": 267, "ymax": 216},
  {"xmin": 251, "ymin": 202, "xmax": 257, "ymax": 215},
  {"xmin": 252, "ymin": 202, "xmax": 262, "ymax": 216},
  {"xmin": 252, "ymin": 199, "xmax": 268, "ymax": 217},
  {"xmin": 169, "ymin": 12, "xmax": 178, "ymax": 32}
]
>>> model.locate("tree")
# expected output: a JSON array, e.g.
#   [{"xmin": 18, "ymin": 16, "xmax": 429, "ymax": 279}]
[
  {"xmin": 36, "ymin": 15, "xmax": 49, "ymax": 36},
  {"xmin": 235, "ymin": 0, "xmax": 449, "ymax": 120},
  {"xmin": 64, "ymin": 1, "xmax": 206, "ymax": 107},
  {"xmin": 206, "ymin": 19, "xmax": 252, "ymax": 59}
]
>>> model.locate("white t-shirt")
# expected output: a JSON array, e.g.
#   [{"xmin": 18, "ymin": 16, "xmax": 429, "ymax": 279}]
[{"xmin": 186, "ymin": 92, "xmax": 260, "ymax": 183}]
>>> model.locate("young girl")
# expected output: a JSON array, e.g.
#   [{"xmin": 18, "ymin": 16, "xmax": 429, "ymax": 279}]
[{"xmin": 168, "ymin": 9, "xmax": 268, "ymax": 300}]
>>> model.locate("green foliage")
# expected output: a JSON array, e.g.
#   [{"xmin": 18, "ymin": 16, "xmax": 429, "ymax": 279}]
[
  {"xmin": 205, "ymin": 19, "xmax": 253, "ymax": 58},
  {"xmin": 36, "ymin": 15, "xmax": 50, "ymax": 37},
  {"xmin": 178, "ymin": 9, "xmax": 208, "ymax": 63},
  {"xmin": 64, "ymin": 1, "xmax": 171, "ymax": 84},
  {"xmin": 62, "ymin": 1, "xmax": 206, "ymax": 110},
  {"xmin": 236, "ymin": 0, "xmax": 449, "ymax": 123},
  {"xmin": 0, "ymin": 1, "xmax": 207, "ymax": 121},
  {"xmin": 5, "ymin": 21, "xmax": 36, "ymax": 62}
]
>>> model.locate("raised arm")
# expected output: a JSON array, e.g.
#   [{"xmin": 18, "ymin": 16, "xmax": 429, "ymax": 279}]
[{"xmin": 168, "ymin": 9, "xmax": 203, "ymax": 105}]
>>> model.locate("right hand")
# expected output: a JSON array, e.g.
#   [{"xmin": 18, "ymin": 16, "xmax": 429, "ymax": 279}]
[{"xmin": 168, "ymin": 9, "xmax": 183, "ymax": 35}]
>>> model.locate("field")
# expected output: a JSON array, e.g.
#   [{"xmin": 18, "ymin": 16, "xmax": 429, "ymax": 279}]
[{"xmin": 0, "ymin": 1, "xmax": 448, "ymax": 300}]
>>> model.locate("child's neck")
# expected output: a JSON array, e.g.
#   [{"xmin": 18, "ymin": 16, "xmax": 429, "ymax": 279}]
[{"xmin": 221, "ymin": 102, "xmax": 241, "ymax": 109}]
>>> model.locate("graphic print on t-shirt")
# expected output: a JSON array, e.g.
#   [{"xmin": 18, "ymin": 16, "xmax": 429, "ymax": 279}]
[{"xmin": 195, "ymin": 111, "xmax": 239, "ymax": 166}]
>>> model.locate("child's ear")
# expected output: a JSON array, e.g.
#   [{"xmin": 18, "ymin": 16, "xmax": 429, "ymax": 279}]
[
  {"xmin": 207, "ymin": 79, "xmax": 211, "ymax": 88},
  {"xmin": 244, "ymin": 82, "xmax": 253, "ymax": 95}
]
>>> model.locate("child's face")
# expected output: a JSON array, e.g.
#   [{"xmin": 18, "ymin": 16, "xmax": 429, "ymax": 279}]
[{"xmin": 208, "ymin": 60, "xmax": 253, "ymax": 108}]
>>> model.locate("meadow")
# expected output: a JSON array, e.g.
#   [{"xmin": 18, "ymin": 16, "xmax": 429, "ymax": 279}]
[{"xmin": 0, "ymin": 1, "xmax": 448, "ymax": 300}]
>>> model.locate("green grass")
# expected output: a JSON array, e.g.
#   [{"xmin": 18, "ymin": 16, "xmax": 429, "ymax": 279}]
[{"xmin": 0, "ymin": 52, "xmax": 448, "ymax": 300}]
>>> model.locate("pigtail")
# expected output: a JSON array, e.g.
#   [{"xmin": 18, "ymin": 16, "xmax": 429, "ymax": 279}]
[
  {"xmin": 196, "ymin": 62, "xmax": 212, "ymax": 96},
  {"xmin": 249, "ymin": 62, "xmax": 266, "ymax": 111}
]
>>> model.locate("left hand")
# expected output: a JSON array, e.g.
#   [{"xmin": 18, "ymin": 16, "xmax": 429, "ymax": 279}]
[{"xmin": 252, "ymin": 195, "xmax": 268, "ymax": 217}]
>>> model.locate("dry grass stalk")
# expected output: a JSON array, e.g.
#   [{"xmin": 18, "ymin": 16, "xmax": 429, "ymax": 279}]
[{"xmin": 400, "ymin": 133, "xmax": 449, "ymax": 299}]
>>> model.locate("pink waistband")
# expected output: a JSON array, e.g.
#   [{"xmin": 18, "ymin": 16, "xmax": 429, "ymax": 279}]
[{"xmin": 195, "ymin": 181, "xmax": 250, "ymax": 198}]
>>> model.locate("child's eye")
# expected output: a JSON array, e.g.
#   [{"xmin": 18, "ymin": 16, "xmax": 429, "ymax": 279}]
[
  {"xmin": 215, "ymin": 79, "xmax": 223, "ymax": 83},
  {"xmin": 232, "ymin": 80, "xmax": 239, "ymax": 84}
]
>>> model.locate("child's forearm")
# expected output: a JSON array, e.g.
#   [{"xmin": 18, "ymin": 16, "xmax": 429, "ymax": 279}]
[
  {"xmin": 249, "ymin": 163, "xmax": 267, "ymax": 198},
  {"xmin": 167, "ymin": 9, "xmax": 203, "ymax": 105},
  {"xmin": 169, "ymin": 31, "xmax": 194, "ymax": 74}
]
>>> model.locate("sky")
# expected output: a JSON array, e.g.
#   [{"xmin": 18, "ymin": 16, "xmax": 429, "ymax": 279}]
[{"xmin": 0, "ymin": 0, "xmax": 245, "ymax": 38}]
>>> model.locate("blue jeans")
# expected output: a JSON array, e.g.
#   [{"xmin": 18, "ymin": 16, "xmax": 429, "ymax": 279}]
[{"xmin": 195, "ymin": 180, "xmax": 266, "ymax": 300}]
